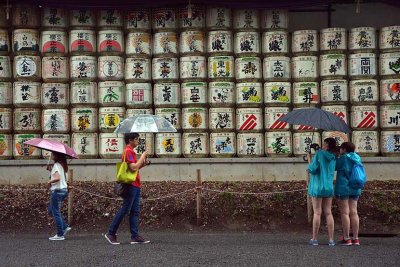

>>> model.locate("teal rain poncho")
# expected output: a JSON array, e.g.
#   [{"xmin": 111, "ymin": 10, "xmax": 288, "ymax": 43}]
[
  {"xmin": 335, "ymin": 152, "xmax": 363, "ymax": 198},
  {"xmin": 307, "ymin": 150, "xmax": 336, "ymax": 198}
]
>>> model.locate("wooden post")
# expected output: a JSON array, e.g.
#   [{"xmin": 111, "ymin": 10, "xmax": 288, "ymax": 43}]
[
  {"xmin": 67, "ymin": 169, "xmax": 74, "ymax": 226},
  {"xmin": 196, "ymin": 169, "xmax": 202, "ymax": 226}
]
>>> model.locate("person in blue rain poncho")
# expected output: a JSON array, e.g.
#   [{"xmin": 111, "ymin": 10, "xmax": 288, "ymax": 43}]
[
  {"xmin": 307, "ymin": 138, "xmax": 337, "ymax": 246},
  {"xmin": 335, "ymin": 142, "xmax": 362, "ymax": 246}
]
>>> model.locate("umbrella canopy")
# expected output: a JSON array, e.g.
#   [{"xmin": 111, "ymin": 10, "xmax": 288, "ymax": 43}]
[
  {"xmin": 114, "ymin": 114, "xmax": 177, "ymax": 133},
  {"xmin": 278, "ymin": 108, "xmax": 352, "ymax": 133},
  {"xmin": 24, "ymin": 138, "xmax": 79, "ymax": 159}
]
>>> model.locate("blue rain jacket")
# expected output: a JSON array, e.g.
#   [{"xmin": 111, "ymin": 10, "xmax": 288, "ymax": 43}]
[
  {"xmin": 307, "ymin": 150, "xmax": 336, "ymax": 198},
  {"xmin": 335, "ymin": 152, "xmax": 362, "ymax": 197}
]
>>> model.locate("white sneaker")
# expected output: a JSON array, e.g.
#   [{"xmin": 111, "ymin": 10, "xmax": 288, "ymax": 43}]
[
  {"xmin": 49, "ymin": 235, "xmax": 65, "ymax": 241},
  {"xmin": 64, "ymin": 227, "xmax": 72, "ymax": 235}
]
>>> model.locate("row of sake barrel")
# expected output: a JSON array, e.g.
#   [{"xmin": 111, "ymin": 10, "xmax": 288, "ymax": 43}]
[
  {"xmin": 2, "ymin": 6, "xmax": 288, "ymax": 31},
  {"xmin": 1, "ymin": 105, "xmax": 399, "ymax": 134},
  {"xmin": 0, "ymin": 130, "xmax": 398, "ymax": 159},
  {"xmin": 1, "ymin": 79, "xmax": 398, "ymax": 107}
]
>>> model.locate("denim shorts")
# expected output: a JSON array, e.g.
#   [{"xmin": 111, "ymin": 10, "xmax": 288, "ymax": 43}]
[{"xmin": 335, "ymin": 195, "xmax": 359, "ymax": 201}]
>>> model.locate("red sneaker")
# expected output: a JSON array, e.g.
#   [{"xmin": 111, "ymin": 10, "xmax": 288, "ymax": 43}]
[
  {"xmin": 352, "ymin": 239, "xmax": 360, "ymax": 246},
  {"xmin": 339, "ymin": 238, "xmax": 353, "ymax": 246}
]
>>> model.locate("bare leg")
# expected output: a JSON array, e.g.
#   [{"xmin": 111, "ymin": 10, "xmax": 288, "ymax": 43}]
[
  {"xmin": 322, "ymin": 197, "xmax": 334, "ymax": 241},
  {"xmin": 338, "ymin": 199, "xmax": 350, "ymax": 239},
  {"xmin": 312, "ymin": 197, "xmax": 323, "ymax": 240},
  {"xmin": 349, "ymin": 199, "xmax": 360, "ymax": 239}
]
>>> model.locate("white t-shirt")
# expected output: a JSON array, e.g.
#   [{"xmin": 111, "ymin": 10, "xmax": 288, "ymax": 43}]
[{"xmin": 50, "ymin": 162, "xmax": 68, "ymax": 191}]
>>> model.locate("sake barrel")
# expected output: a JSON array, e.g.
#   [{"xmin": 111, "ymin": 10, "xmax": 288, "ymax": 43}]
[
  {"xmin": 41, "ymin": 31, "xmax": 68, "ymax": 55},
  {"xmin": 153, "ymin": 32, "xmax": 178, "ymax": 57},
  {"xmin": 235, "ymin": 57, "xmax": 261, "ymax": 81},
  {"xmin": 264, "ymin": 107, "xmax": 290, "ymax": 131},
  {"xmin": 126, "ymin": 32, "xmax": 152, "ymax": 57},
  {"xmin": 13, "ymin": 55, "xmax": 41, "ymax": 81},
  {"xmin": 69, "ymin": 29, "xmax": 96, "ymax": 55},
  {"xmin": 352, "ymin": 130, "xmax": 379, "ymax": 156},
  {"xmin": 320, "ymin": 28, "xmax": 347, "ymax": 53},
  {"xmin": 233, "ymin": 9, "xmax": 259, "ymax": 30},
  {"xmin": 206, "ymin": 7, "xmax": 232, "ymax": 29},
  {"xmin": 292, "ymin": 30, "xmax": 318, "ymax": 55},
  {"xmin": 97, "ymin": 9, "xmax": 123, "ymax": 28},
  {"xmin": 261, "ymin": 10, "xmax": 289, "ymax": 30},
  {"xmin": 0, "ymin": 82, "xmax": 12, "ymax": 106},
  {"xmin": 70, "ymin": 81, "xmax": 97, "ymax": 107},
  {"xmin": 126, "ymin": 108, "xmax": 153, "ymax": 117},
  {"xmin": 319, "ymin": 54, "xmax": 347, "ymax": 79},
  {"xmin": 380, "ymin": 79, "xmax": 400, "ymax": 103},
  {"xmin": 236, "ymin": 82, "xmax": 263, "ymax": 106},
  {"xmin": 98, "ymin": 56, "xmax": 124, "ymax": 81},
  {"xmin": 97, "ymin": 30, "xmax": 124, "ymax": 55},
  {"xmin": 12, "ymin": 5, "xmax": 40, "ymax": 28},
  {"xmin": 349, "ymin": 27, "xmax": 376, "ymax": 52},
  {"xmin": 209, "ymin": 107, "xmax": 235, "ymax": 132},
  {"xmin": 152, "ymin": 57, "xmax": 179, "ymax": 81},
  {"xmin": 41, "ymin": 83, "xmax": 69, "ymax": 108},
  {"xmin": 42, "ymin": 109, "xmax": 70, "ymax": 133},
  {"xmin": 210, "ymin": 132, "xmax": 236, "ymax": 157},
  {"xmin": 178, "ymin": 5, "xmax": 205, "ymax": 29},
  {"xmin": 155, "ymin": 132, "xmax": 181, "ymax": 158},
  {"xmin": 125, "ymin": 57, "xmax": 151, "ymax": 82},
  {"xmin": 13, "ymin": 133, "xmax": 41, "ymax": 159},
  {"xmin": 351, "ymin": 105, "xmax": 378, "ymax": 129},
  {"xmin": 321, "ymin": 80, "xmax": 348, "ymax": 104},
  {"xmin": 13, "ymin": 108, "xmax": 41, "ymax": 133},
  {"xmin": 291, "ymin": 56, "xmax": 318, "ymax": 82},
  {"xmin": 380, "ymin": 105, "xmax": 400, "ymax": 129},
  {"xmin": 42, "ymin": 56, "xmax": 69, "ymax": 83},
  {"xmin": 234, "ymin": 31, "xmax": 261, "ymax": 56},
  {"xmin": 350, "ymin": 79, "xmax": 379, "ymax": 105},
  {"xmin": 42, "ymin": 8, "xmax": 68, "ymax": 28},
  {"xmin": 72, "ymin": 132, "xmax": 98, "ymax": 159},
  {"xmin": 265, "ymin": 131, "xmax": 292, "ymax": 157},
  {"xmin": 264, "ymin": 82, "xmax": 291, "ymax": 106},
  {"xmin": 237, "ymin": 133, "xmax": 264, "ymax": 157},
  {"xmin": 236, "ymin": 108, "xmax": 263, "ymax": 132},
  {"xmin": 0, "ymin": 108, "xmax": 12, "ymax": 133},
  {"xmin": 182, "ymin": 107, "xmax": 208, "ymax": 132},
  {"xmin": 99, "ymin": 107, "xmax": 125, "ymax": 132},
  {"xmin": 70, "ymin": 107, "xmax": 98, "ymax": 132},
  {"xmin": 349, "ymin": 53, "xmax": 377, "ymax": 79},
  {"xmin": 262, "ymin": 30, "xmax": 289, "ymax": 55},
  {"xmin": 13, "ymin": 81, "xmax": 41, "ymax": 107},
  {"xmin": 41, "ymin": 134, "xmax": 70, "ymax": 158},
  {"xmin": 181, "ymin": 81, "xmax": 207, "ymax": 106},
  {"xmin": 125, "ymin": 9, "xmax": 151, "ymax": 32},
  {"xmin": 182, "ymin": 132, "xmax": 209, "ymax": 158},
  {"xmin": 155, "ymin": 108, "xmax": 181, "ymax": 130},
  {"xmin": 180, "ymin": 56, "xmax": 206, "ymax": 81},
  {"xmin": 379, "ymin": 52, "xmax": 400, "ymax": 77},
  {"xmin": 263, "ymin": 56, "xmax": 291, "ymax": 81},
  {"xmin": 153, "ymin": 82, "xmax": 180, "ymax": 107},
  {"xmin": 12, "ymin": 29, "xmax": 40, "ymax": 55},
  {"xmin": 208, "ymin": 81, "xmax": 235, "ymax": 107},
  {"xmin": 70, "ymin": 56, "xmax": 97, "ymax": 81},
  {"xmin": 293, "ymin": 132, "xmax": 321, "ymax": 156},
  {"xmin": 0, "ymin": 56, "xmax": 11, "ymax": 81},
  {"xmin": 152, "ymin": 8, "xmax": 177, "ymax": 32},
  {"xmin": 99, "ymin": 133, "xmax": 124, "ymax": 159},
  {"xmin": 98, "ymin": 81, "xmax": 125, "ymax": 107},
  {"xmin": 381, "ymin": 130, "xmax": 400, "ymax": 155},
  {"xmin": 70, "ymin": 9, "xmax": 96, "ymax": 28},
  {"xmin": 134, "ymin": 133, "xmax": 154, "ymax": 157},
  {"xmin": 321, "ymin": 131, "xmax": 349, "ymax": 146},
  {"xmin": 0, "ymin": 134, "xmax": 12, "ymax": 159},
  {"xmin": 208, "ymin": 55, "xmax": 234, "ymax": 80},
  {"xmin": 379, "ymin": 26, "xmax": 400, "ymax": 52},
  {"xmin": 180, "ymin": 31, "xmax": 205, "ymax": 55},
  {"xmin": 0, "ymin": 29, "xmax": 10, "ymax": 55},
  {"xmin": 125, "ymin": 83, "xmax": 153, "ymax": 108},
  {"xmin": 293, "ymin": 81, "xmax": 319, "ymax": 107},
  {"xmin": 321, "ymin": 105, "xmax": 348, "ymax": 124},
  {"xmin": 207, "ymin": 30, "xmax": 233, "ymax": 54}
]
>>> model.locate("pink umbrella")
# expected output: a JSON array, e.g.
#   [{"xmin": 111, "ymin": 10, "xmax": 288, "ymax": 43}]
[{"xmin": 24, "ymin": 138, "xmax": 79, "ymax": 159}]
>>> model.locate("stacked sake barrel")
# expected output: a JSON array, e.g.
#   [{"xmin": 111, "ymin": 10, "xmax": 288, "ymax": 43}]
[
  {"xmin": 348, "ymin": 27, "xmax": 380, "ymax": 156},
  {"xmin": 12, "ymin": 5, "xmax": 42, "ymax": 159},
  {"xmin": 379, "ymin": 26, "xmax": 400, "ymax": 156},
  {"xmin": 207, "ymin": 8, "xmax": 236, "ymax": 157},
  {"xmin": 69, "ymin": 8, "xmax": 99, "ymax": 158},
  {"xmin": 261, "ymin": 10, "xmax": 292, "ymax": 157},
  {"xmin": 40, "ymin": 7, "xmax": 71, "ymax": 159}
]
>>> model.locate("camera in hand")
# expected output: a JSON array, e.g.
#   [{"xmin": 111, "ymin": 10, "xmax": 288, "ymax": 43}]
[
  {"xmin": 310, "ymin": 143, "xmax": 320, "ymax": 151},
  {"xmin": 145, "ymin": 159, "xmax": 151, "ymax": 166}
]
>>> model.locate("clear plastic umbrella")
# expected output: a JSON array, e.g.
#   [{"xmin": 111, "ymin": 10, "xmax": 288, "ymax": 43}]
[{"xmin": 114, "ymin": 114, "xmax": 177, "ymax": 133}]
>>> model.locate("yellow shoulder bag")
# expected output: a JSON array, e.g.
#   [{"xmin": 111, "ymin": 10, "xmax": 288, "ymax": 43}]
[{"xmin": 116, "ymin": 148, "xmax": 138, "ymax": 184}]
